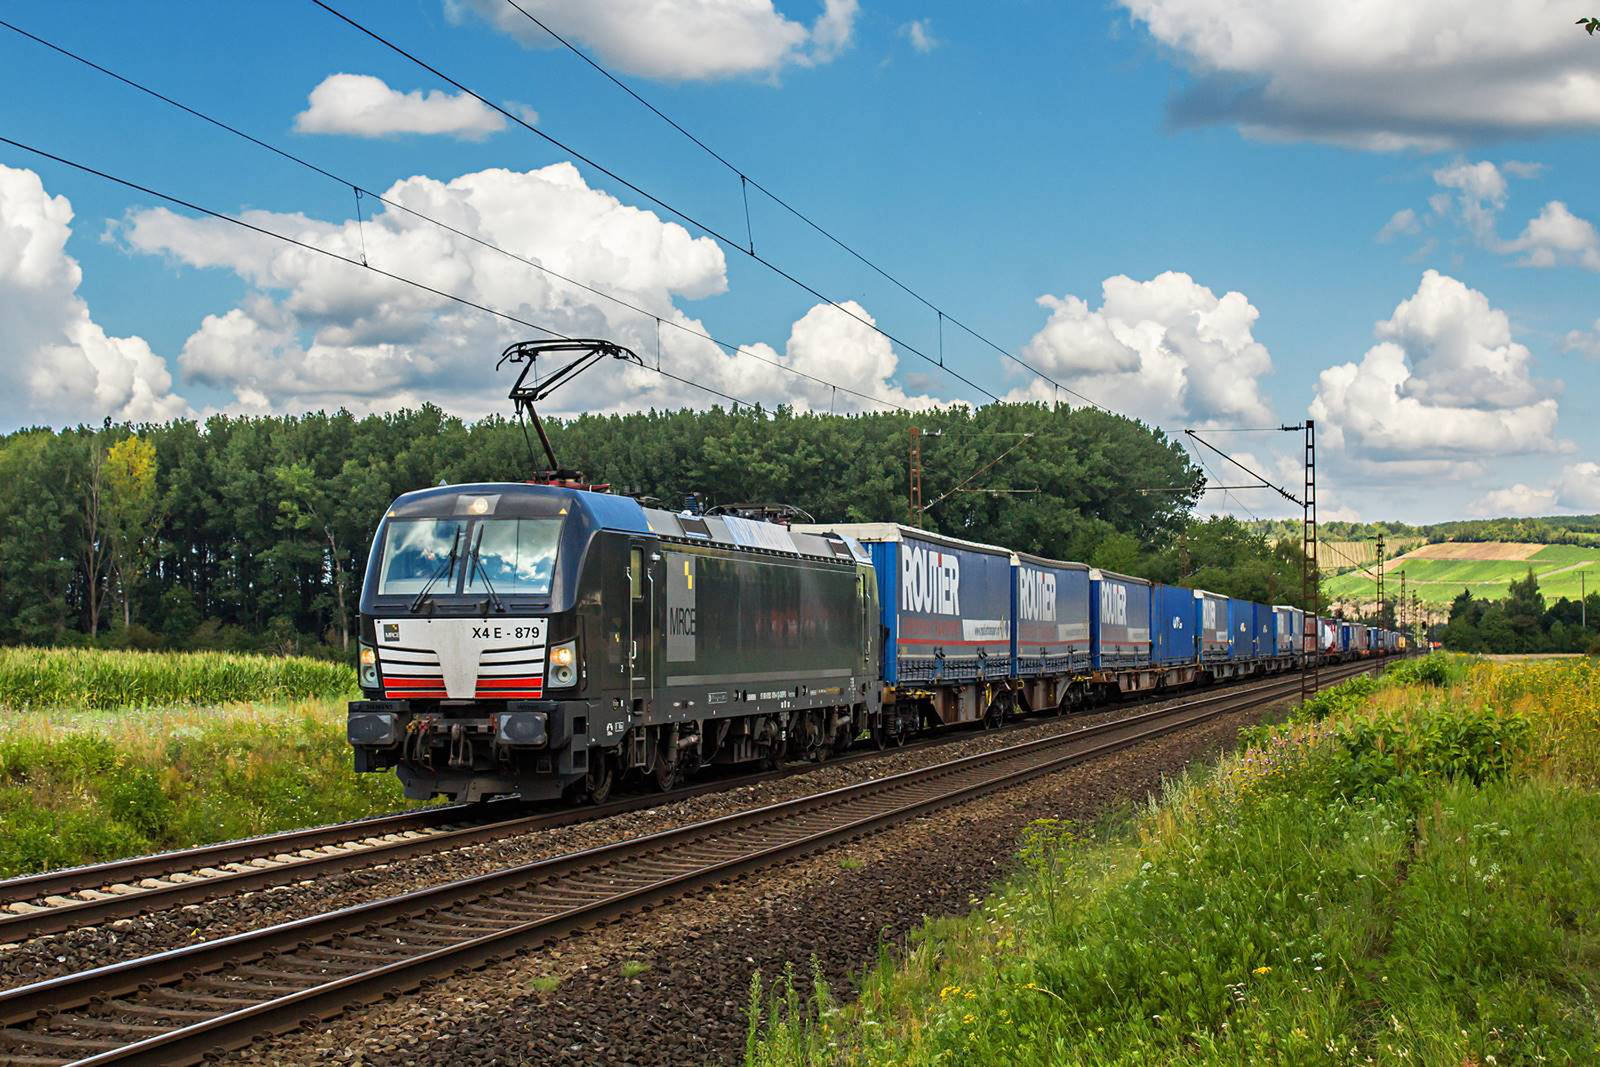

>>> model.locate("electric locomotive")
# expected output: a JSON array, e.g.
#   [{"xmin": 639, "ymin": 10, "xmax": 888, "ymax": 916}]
[{"xmin": 346, "ymin": 482, "xmax": 883, "ymax": 802}]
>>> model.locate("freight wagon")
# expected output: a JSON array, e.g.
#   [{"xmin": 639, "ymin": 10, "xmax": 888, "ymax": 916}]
[
  {"xmin": 1010, "ymin": 551, "xmax": 1092, "ymax": 715},
  {"xmin": 806, "ymin": 523, "xmax": 1015, "ymax": 727}
]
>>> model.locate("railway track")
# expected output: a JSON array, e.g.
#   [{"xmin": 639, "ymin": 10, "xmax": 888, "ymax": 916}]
[
  {"xmin": 0, "ymin": 665, "xmax": 1368, "ymax": 943},
  {"xmin": 0, "ymin": 659, "xmax": 1378, "ymax": 1066}
]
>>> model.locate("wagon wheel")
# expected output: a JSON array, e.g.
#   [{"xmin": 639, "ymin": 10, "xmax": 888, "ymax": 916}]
[
  {"xmin": 982, "ymin": 700, "xmax": 1005, "ymax": 730},
  {"xmin": 869, "ymin": 717, "xmax": 888, "ymax": 751},
  {"xmin": 891, "ymin": 711, "xmax": 910, "ymax": 747}
]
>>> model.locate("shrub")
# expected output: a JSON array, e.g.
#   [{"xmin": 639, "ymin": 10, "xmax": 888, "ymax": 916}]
[
  {"xmin": 1382, "ymin": 654, "xmax": 1471, "ymax": 689},
  {"xmin": 1321, "ymin": 708, "xmax": 1531, "ymax": 808}
]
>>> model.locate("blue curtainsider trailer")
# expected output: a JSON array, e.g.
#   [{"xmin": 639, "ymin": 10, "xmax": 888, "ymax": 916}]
[
  {"xmin": 1196, "ymin": 590, "xmax": 1230, "ymax": 662},
  {"xmin": 1226, "ymin": 597, "xmax": 1254, "ymax": 660},
  {"xmin": 833, "ymin": 523, "xmax": 1014, "ymax": 686},
  {"xmin": 1012, "ymin": 552, "xmax": 1093, "ymax": 678},
  {"xmin": 1271, "ymin": 605, "xmax": 1300, "ymax": 660},
  {"xmin": 1152, "ymin": 583, "xmax": 1197, "ymax": 665},
  {"xmin": 1250, "ymin": 602, "xmax": 1273, "ymax": 662},
  {"xmin": 1089, "ymin": 569, "xmax": 1152, "ymax": 669}
]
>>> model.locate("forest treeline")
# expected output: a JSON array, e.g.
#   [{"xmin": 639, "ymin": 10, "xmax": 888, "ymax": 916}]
[
  {"xmin": 1442, "ymin": 571, "xmax": 1600, "ymax": 654},
  {"xmin": 0, "ymin": 403, "xmax": 1318, "ymax": 657},
  {"xmin": 1252, "ymin": 514, "xmax": 1600, "ymax": 549}
]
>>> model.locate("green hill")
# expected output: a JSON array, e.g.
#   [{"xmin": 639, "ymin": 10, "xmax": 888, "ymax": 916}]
[{"xmin": 1324, "ymin": 543, "xmax": 1600, "ymax": 607}]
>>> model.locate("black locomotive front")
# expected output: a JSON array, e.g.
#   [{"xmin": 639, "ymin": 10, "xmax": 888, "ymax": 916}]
[
  {"xmin": 347, "ymin": 482, "xmax": 883, "ymax": 803},
  {"xmin": 347, "ymin": 482, "xmax": 641, "ymax": 801}
]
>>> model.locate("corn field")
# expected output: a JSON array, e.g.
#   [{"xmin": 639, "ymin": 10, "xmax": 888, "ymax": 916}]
[{"xmin": 0, "ymin": 648, "xmax": 356, "ymax": 711}]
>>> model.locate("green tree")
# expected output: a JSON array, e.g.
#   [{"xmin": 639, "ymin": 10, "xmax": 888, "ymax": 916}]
[
  {"xmin": 74, "ymin": 431, "xmax": 112, "ymax": 639},
  {"xmin": 103, "ymin": 434, "xmax": 161, "ymax": 631}
]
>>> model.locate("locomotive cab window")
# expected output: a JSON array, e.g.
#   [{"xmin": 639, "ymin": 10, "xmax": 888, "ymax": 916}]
[
  {"xmin": 630, "ymin": 547, "xmax": 644, "ymax": 599},
  {"xmin": 377, "ymin": 518, "xmax": 466, "ymax": 595},
  {"xmin": 464, "ymin": 518, "xmax": 562, "ymax": 596}
]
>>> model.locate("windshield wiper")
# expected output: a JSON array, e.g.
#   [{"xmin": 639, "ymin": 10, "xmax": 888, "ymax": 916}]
[
  {"xmin": 468, "ymin": 524, "xmax": 507, "ymax": 615},
  {"xmin": 409, "ymin": 526, "xmax": 463, "ymax": 614}
]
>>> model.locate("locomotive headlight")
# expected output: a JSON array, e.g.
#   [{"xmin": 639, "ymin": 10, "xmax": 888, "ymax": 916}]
[
  {"xmin": 548, "ymin": 640, "xmax": 578, "ymax": 688},
  {"xmin": 358, "ymin": 643, "xmax": 380, "ymax": 689}
]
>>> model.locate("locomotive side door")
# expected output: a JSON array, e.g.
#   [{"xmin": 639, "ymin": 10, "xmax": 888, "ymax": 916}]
[
  {"xmin": 627, "ymin": 544, "xmax": 654, "ymax": 712},
  {"xmin": 856, "ymin": 563, "xmax": 879, "ymax": 678}
]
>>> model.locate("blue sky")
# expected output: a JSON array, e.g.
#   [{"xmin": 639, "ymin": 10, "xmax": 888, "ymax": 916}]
[{"xmin": 1, "ymin": 1, "xmax": 1597, "ymax": 523}]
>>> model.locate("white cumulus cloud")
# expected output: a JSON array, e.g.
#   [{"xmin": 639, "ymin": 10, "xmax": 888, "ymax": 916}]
[
  {"xmin": 1465, "ymin": 462, "xmax": 1600, "ymax": 516},
  {"xmin": 1468, "ymin": 483, "xmax": 1557, "ymax": 517},
  {"xmin": 294, "ymin": 73, "xmax": 513, "ymax": 140},
  {"xmin": 1557, "ymin": 462, "xmax": 1600, "ymax": 511},
  {"xmin": 1309, "ymin": 270, "xmax": 1561, "ymax": 465},
  {"xmin": 1562, "ymin": 319, "xmax": 1600, "ymax": 360},
  {"xmin": 445, "ymin": 0, "xmax": 857, "ymax": 81},
  {"xmin": 1502, "ymin": 200, "xmax": 1600, "ymax": 270},
  {"xmin": 901, "ymin": 19, "xmax": 938, "ymax": 54},
  {"xmin": 1008, "ymin": 271, "xmax": 1273, "ymax": 428},
  {"xmin": 1385, "ymin": 158, "xmax": 1600, "ymax": 272},
  {"xmin": 1376, "ymin": 208, "xmax": 1420, "ymax": 243},
  {"xmin": 0, "ymin": 164, "xmax": 186, "ymax": 427},
  {"xmin": 1432, "ymin": 159, "xmax": 1508, "ymax": 240},
  {"xmin": 1121, "ymin": 0, "xmax": 1600, "ymax": 149},
  {"xmin": 115, "ymin": 162, "xmax": 935, "ymax": 418}
]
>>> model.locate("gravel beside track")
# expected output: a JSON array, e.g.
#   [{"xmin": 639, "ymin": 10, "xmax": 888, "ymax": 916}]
[
  {"xmin": 0, "ymin": 674, "xmax": 1317, "ymax": 991},
  {"xmin": 237, "ymin": 685, "xmax": 1303, "ymax": 1066}
]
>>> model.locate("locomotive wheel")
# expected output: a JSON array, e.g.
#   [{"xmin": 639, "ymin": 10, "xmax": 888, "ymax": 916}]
[
  {"xmin": 583, "ymin": 752, "xmax": 615, "ymax": 805},
  {"xmin": 804, "ymin": 711, "xmax": 829, "ymax": 762},
  {"xmin": 891, "ymin": 713, "xmax": 909, "ymax": 747},
  {"xmin": 651, "ymin": 749, "xmax": 679, "ymax": 792}
]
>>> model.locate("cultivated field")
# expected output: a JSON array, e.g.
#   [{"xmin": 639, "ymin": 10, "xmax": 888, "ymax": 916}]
[
  {"xmin": 0, "ymin": 647, "xmax": 355, "ymax": 711},
  {"xmin": 1319, "ymin": 537, "xmax": 1424, "ymax": 570},
  {"xmin": 1324, "ymin": 542, "xmax": 1600, "ymax": 607},
  {"xmin": 746, "ymin": 655, "xmax": 1600, "ymax": 1065},
  {"xmin": 0, "ymin": 649, "xmax": 406, "ymax": 876}
]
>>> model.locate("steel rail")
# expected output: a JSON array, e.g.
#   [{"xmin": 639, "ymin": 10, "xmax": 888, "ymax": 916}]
[
  {"xmin": 0, "ymin": 659, "xmax": 1381, "ymax": 1065},
  {"xmin": 0, "ymin": 665, "xmax": 1364, "ymax": 941}
]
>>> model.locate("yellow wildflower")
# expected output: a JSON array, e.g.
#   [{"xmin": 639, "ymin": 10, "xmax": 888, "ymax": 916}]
[
  {"xmin": 1254, "ymin": 966, "xmax": 1271, "ymax": 975},
  {"xmin": 963, "ymin": 1013, "xmax": 976, "ymax": 1025}
]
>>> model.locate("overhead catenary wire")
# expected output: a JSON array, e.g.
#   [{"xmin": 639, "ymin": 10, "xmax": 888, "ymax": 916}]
[
  {"xmin": 0, "ymin": 18, "xmax": 910, "ymax": 415},
  {"xmin": 0, "ymin": 135, "xmax": 755, "ymax": 411},
  {"xmin": 495, "ymin": 0, "xmax": 1111, "ymax": 414},
  {"xmin": 308, "ymin": 1, "xmax": 1008, "ymax": 404},
  {"xmin": 923, "ymin": 435, "xmax": 1034, "ymax": 512}
]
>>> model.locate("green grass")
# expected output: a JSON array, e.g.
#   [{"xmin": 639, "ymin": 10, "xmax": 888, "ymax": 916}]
[
  {"xmin": 0, "ymin": 647, "xmax": 356, "ymax": 711},
  {"xmin": 621, "ymin": 960, "xmax": 652, "ymax": 980},
  {"xmin": 0, "ymin": 698, "xmax": 413, "ymax": 877},
  {"xmin": 744, "ymin": 658, "xmax": 1600, "ymax": 1065},
  {"xmin": 1531, "ymin": 544, "xmax": 1600, "ymax": 564}
]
